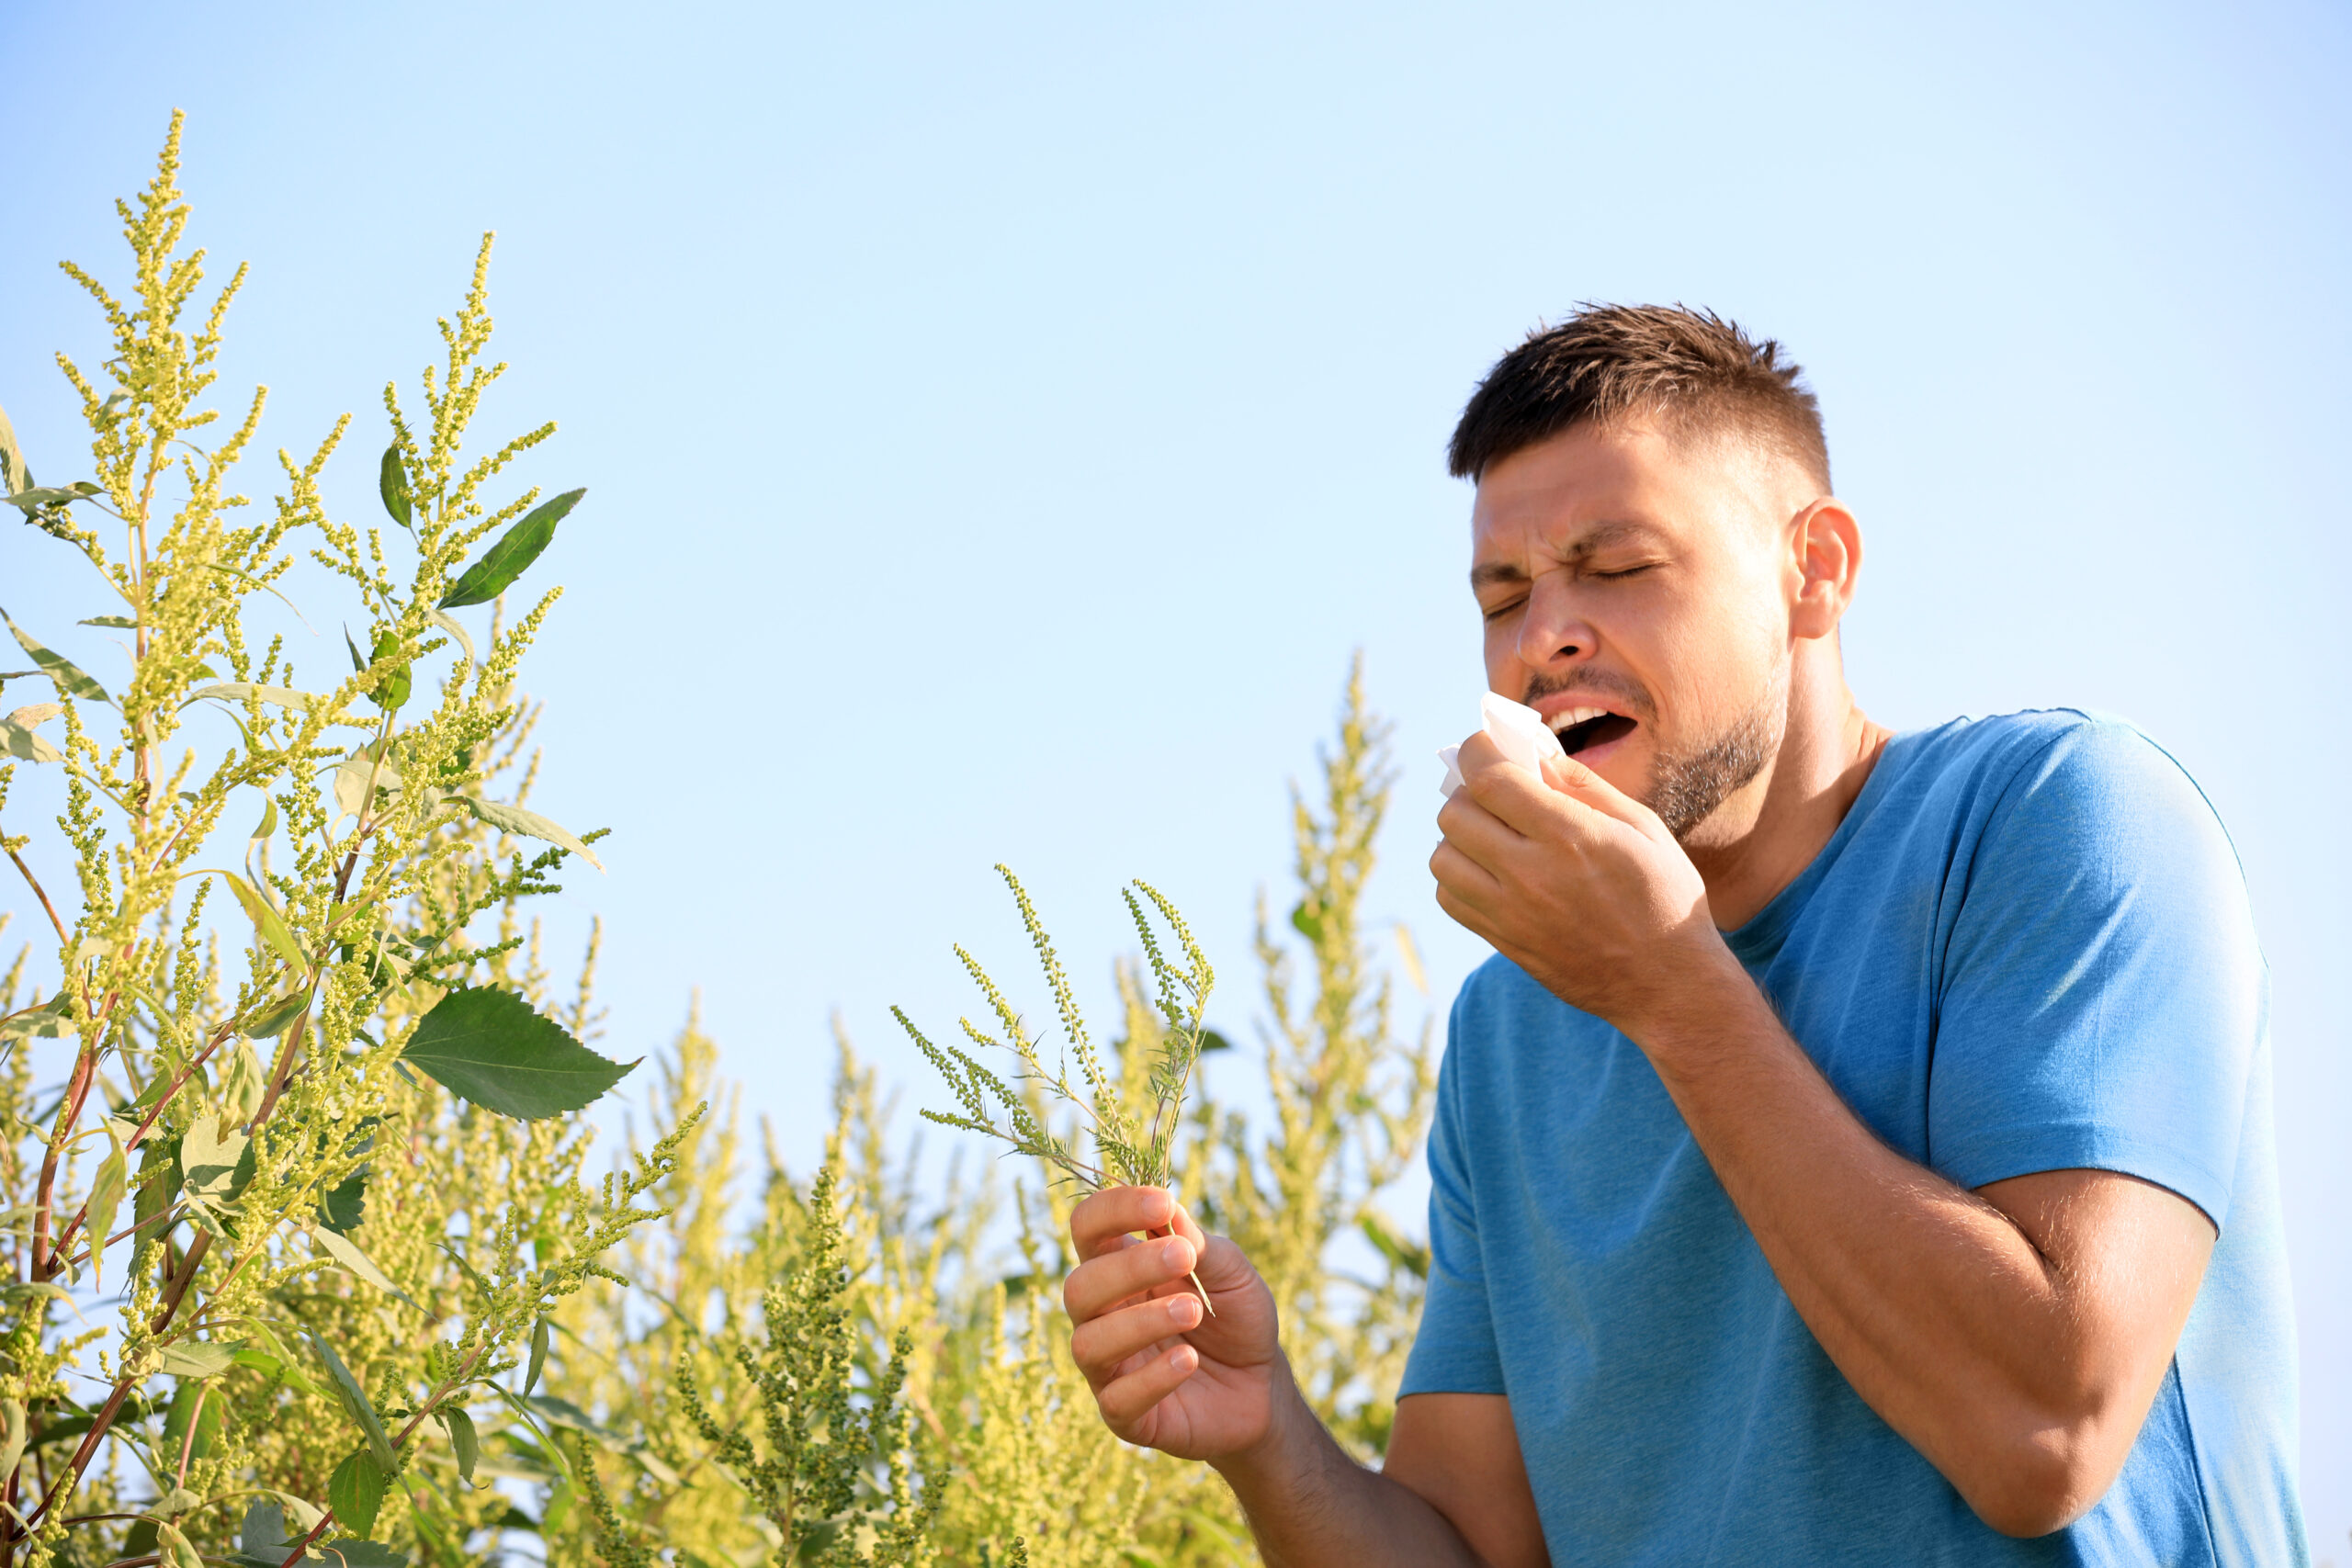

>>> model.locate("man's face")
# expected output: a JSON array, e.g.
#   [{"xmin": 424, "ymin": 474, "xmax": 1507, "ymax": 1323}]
[{"xmin": 1468, "ymin": 418, "xmax": 1809, "ymax": 841}]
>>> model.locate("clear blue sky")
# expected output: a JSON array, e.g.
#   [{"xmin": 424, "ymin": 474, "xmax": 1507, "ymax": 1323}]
[{"xmin": 6, "ymin": 0, "xmax": 2346, "ymax": 1548}]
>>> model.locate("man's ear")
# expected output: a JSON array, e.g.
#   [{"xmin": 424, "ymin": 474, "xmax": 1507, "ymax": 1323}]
[{"xmin": 1789, "ymin": 498, "xmax": 1861, "ymax": 641}]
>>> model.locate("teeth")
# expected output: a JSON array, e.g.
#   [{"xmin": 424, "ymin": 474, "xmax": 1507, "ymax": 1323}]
[{"xmin": 1548, "ymin": 705, "xmax": 1609, "ymax": 733}]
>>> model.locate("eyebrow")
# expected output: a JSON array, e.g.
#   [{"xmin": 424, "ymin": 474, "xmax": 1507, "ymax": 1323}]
[{"xmin": 1468, "ymin": 521, "xmax": 1667, "ymax": 590}]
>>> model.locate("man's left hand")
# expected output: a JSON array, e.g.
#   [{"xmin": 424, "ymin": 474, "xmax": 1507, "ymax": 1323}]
[{"xmin": 1430, "ymin": 729, "xmax": 1737, "ymax": 1034}]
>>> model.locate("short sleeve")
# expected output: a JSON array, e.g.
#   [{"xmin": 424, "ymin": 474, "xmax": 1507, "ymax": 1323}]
[
  {"xmin": 1399, "ymin": 992, "xmax": 1507, "ymax": 1397},
  {"xmin": 1926, "ymin": 719, "xmax": 2264, "ymax": 1230}
]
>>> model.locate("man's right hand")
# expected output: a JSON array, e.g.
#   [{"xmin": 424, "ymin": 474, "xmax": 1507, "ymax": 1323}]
[{"xmin": 1063, "ymin": 1184, "xmax": 1282, "ymax": 1461}]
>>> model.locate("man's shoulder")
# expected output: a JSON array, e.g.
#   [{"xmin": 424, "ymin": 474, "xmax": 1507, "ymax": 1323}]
[{"xmin": 1886, "ymin": 707, "xmax": 2229, "ymax": 852}]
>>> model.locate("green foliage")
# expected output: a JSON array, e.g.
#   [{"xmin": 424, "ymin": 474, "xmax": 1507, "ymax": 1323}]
[
  {"xmin": 0, "ymin": 115, "xmax": 672, "ymax": 1567},
  {"xmin": 4, "ymin": 123, "xmax": 1434, "ymax": 1568}
]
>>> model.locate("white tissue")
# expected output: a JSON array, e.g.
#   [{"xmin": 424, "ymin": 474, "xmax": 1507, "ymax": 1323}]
[{"xmin": 1438, "ymin": 692, "xmax": 1566, "ymax": 798}]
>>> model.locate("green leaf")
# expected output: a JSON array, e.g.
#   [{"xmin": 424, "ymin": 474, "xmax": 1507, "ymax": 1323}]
[
  {"xmin": 438, "ymin": 487, "xmax": 584, "ymax": 608},
  {"xmin": 250, "ymin": 795, "xmax": 278, "ymax": 848},
  {"xmin": 455, "ymin": 795, "xmax": 605, "ymax": 871},
  {"xmin": 525, "ymin": 1314, "xmax": 550, "ymax": 1396},
  {"xmin": 236, "ymin": 1500, "xmax": 291, "ymax": 1561},
  {"xmin": 134, "ymin": 1134, "xmax": 182, "ymax": 1234},
  {"xmin": 311, "ymin": 1224, "xmax": 419, "ymax": 1313},
  {"xmin": 0, "ymin": 717, "xmax": 61, "ymax": 763},
  {"xmin": 0, "ymin": 400, "xmax": 30, "ymax": 497},
  {"xmin": 186, "ymin": 681, "xmax": 321, "ymax": 712},
  {"xmin": 312, "ymin": 1336, "xmax": 396, "ymax": 1470},
  {"xmin": 365, "ymin": 629, "xmax": 410, "ymax": 712},
  {"xmin": 401, "ymin": 987, "xmax": 636, "ymax": 1121},
  {"xmin": 442, "ymin": 1405, "xmax": 480, "ymax": 1484},
  {"xmin": 243, "ymin": 987, "xmax": 311, "ymax": 1039},
  {"xmin": 1197, "ymin": 1028, "xmax": 1236, "ymax": 1053},
  {"xmin": 322, "ymin": 1168, "xmax": 368, "ymax": 1234},
  {"xmin": 314, "ymin": 1540, "xmax": 408, "ymax": 1568},
  {"xmin": 162, "ymin": 1382, "xmax": 223, "ymax": 1465},
  {"xmin": 0, "ymin": 994, "xmax": 71, "ymax": 1042},
  {"xmin": 158, "ymin": 1341, "xmax": 238, "ymax": 1379},
  {"xmin": 379, "ymin": 444, "xmax": 412, "ymax": 528},
  {"xmin": 327, "ymin": 1447, "xmax": 387, "ymax": 1537},
  {"xmin": 182, "ymin": 1119, "xmax": 254, "ymax": 1204},
  {"xmin": 78, "ymin": 615, "xmax": 137, "ymax": 629},
  {"xmin": 85, "ymin": 1145, "xmax": 126, "ymax": 1279},
  {"xmin": 0, "ymin": 608, "xmax": 108, "ymax": 703},
  {"xmin": 215, "ymin": 870, "xmax": 307, "ymax": 968},
  {"xmin": 0, "ymin": 485, "xmax": 95, "ymax": 511},
  {"xmin": 425, "ymin": 608, "xmax": 475, "ymax": 665}
]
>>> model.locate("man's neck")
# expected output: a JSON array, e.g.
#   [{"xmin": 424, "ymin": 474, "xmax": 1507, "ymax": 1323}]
[{"xmin": 1683, "ymin": 656, "xmax": 1890, "ymax": 931}]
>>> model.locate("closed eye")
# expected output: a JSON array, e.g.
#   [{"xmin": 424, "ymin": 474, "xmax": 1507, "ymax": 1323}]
[{"xmin": 1589, "ymin": 563, "xmax": 1657, "ymax": 581}]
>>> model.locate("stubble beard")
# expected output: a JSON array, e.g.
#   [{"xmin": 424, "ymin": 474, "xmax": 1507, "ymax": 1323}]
[{"xmin": 1645, "ymin": 661, "xmax": 1787, "ymax": 842}]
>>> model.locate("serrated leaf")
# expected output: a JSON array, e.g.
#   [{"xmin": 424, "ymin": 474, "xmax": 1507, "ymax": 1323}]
[
  {"xmin": 214, "ymin": 870, "xmax": 307, "ymax": 968},
  {"xmin": 526, "ymin": 1314, "xmax": 550, "ymax": 1396},
  {"xmin": 456, "ymin": 795, "xmax": 605, "ymax": 871},
  {"xmin": 0, "ymin": 608, "xmax": 108, "ymax": 703},
  {"xmin": 322, "ymin": 1168, "xmax": 368, "ymax": 1234},
  {"xmin": 238, "ymin": 1500, "xmax": 290, "ymax": 1557},
  {"xmin": 312, "ymin": 1336, "xmax": 396, "ymax": 1470},
  {"xmin": 379, "ymin": 444, "xmax": 412, "ymax": 528},
  {"xmin": 425, "ymin": 608, "xmax": 475, "ymax": 665},
  {"xmin": 401, "ymin": 987, "xmax": 635, "ymax": 1120},
  {"xmin": 442, "ymin": 1405, "xmax": 479, "ymax": 1484},
  {"xmin": 328, "ymin": 1447, "xmax": 387, "ymax": 1536},
  {"xmin": 158, "ymin": 1341, "xmax": 237, "ymax": 1379},
  {"xmin": 438, "ymin": 488, "xmax": 583, "ymax": 608}
]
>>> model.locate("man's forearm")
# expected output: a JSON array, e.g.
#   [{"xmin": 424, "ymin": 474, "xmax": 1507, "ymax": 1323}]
[
  {"xmin": 1214, "ymin": 1366, "xmax": 1488, "ymax": 1568},
  {"xmin": 1624, "ymin": 957, "xmax": 2193, "ymax": 1530}
]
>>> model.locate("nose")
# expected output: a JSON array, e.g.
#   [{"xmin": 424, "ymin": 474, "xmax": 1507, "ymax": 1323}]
[{"xmin": 1515, "ymin": 575, "xmax": 1597, "ymax": 672}]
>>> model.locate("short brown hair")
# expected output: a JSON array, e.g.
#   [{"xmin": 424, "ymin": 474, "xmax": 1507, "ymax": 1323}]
[{"xmin": 1447, "ymin": 304, "xmax": 1830, "ymax": 490}]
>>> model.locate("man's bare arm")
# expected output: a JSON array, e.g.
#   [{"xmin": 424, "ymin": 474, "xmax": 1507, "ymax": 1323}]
[
  {"xmin": 1635, "ymin": 974, "xmax": 2212, "ymax": 1535},
  {"xmin": 1062, "ymin": 1187, "xmax": 1547, "ymax": 1568}
]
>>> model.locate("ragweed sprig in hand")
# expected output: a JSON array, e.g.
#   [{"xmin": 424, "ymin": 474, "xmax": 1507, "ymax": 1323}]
[{"xmin": 895, "ymin": 864, "xmax": 1217, "ymax": 1314}]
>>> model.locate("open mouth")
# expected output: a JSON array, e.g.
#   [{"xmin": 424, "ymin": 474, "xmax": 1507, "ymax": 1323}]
[{"xmin": 1548, "ymin": 706, "xmax": 1639, "ymax": 757}]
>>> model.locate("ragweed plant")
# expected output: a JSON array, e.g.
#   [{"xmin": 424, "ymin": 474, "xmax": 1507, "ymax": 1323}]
[
  {"xmin": 894, "ymin": 871, "xmax": 1216, "ymax": 1314},
  {"xmin": 0, "ymin": 116, "xmax": 678, "ymax": 1567}
]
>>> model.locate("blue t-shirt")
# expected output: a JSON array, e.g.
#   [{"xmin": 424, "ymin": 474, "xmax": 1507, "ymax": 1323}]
[{"xmin": 1399, "ymin": 710, "xmax": 2304, "ymax": 1566}]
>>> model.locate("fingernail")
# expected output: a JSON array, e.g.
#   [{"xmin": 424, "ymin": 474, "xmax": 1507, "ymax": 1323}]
[
  {"xmin": 1168, "ymin": 1295, "xmax": 1193, "ymax": 1322},
  {"xmin": 1161, "ymin": 1239, "xmax": 1188, "ymax": 1266}
]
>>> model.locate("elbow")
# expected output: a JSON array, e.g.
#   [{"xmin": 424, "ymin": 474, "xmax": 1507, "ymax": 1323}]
[{"xmin": 1956, "ymin": 1417, "xmax": 2129, "ymax": 1540}]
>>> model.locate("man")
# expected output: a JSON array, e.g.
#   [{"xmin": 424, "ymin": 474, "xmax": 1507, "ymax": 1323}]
[{"xmin": 1059, "ymin": 306, "xmax": 2305, "ymax": 1565}]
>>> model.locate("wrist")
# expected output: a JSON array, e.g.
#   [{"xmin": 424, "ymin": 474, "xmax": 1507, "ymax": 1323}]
[
  {"xmin": 1616, "ymin": 937, "xmax": 1764, "ymax": 1065},
  {"xmin": 1209, "ymin": 1351, "xmax": 1317, "ymax": 1492}
]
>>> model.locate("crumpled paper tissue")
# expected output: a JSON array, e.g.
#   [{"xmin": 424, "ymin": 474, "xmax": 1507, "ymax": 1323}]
[{"xmin": 1439, "ymin": 692, "xmax": 1566, "ymax": 798}]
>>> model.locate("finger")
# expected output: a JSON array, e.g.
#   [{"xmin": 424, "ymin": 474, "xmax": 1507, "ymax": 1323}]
[
  {"xmin": 1539, "ymin": 749, "xmax": 1664, "ymax": 835},
  {"xmin": 1070, "ymin": 1184, "xmax": 1180, "ymax": 1260},
  {"xmin": 1161, "ymin": 1198, "xmax": 1207, "ymax": 1254},
  {"xmin": 1071, "ymin": 1292, "xmax": 1204, "ymax": 1388},
  {"xmin": 1097, "ymin": 1342, "xmax": 1202, "ymax": 1433},
  {"xmin": 1429, "ymin": 838, "xmax": 1507, "ymax": 910},
  {"xmin": 1063, "ymin": 1231, "xmax": 1197, "ymax": 1324}
]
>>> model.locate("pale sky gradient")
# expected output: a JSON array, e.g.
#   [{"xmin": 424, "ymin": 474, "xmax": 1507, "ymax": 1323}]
[{"xmin": 5, "ymin": 0, "xmax": 2346, "ymax": 1548}]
